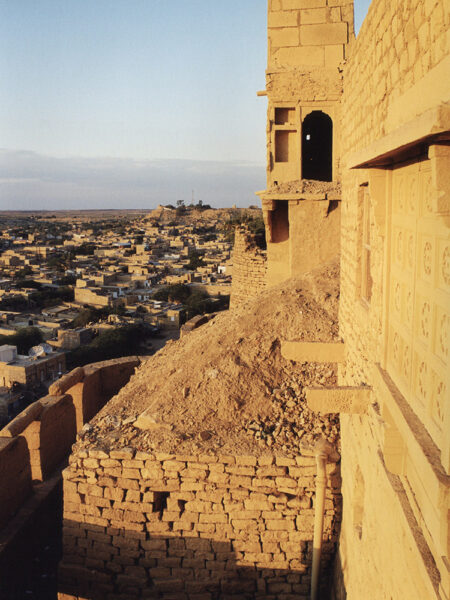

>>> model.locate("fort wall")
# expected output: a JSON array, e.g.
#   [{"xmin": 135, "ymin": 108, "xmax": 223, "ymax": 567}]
[
  {"xmin": 58, "ymin": 449, "xmax": 341, "ymax": 600},
  {"xmin": 0, "ymin": 356, "xmax": 140, "ymax": 593},
  {"xmin": 230, "ymin": 228, "xmax": 267, "ymax": 309},
  {"xmin": 336, "ymin": 0, "xmax": 449, "ymax": 597}
]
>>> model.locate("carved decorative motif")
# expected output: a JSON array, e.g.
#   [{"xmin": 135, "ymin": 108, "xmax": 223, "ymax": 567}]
[
  {"xmin": 407, "ymin": 234, "xmax": 415, "ymax": 270},
  {"xmin": 439, "ymin": 314, "xmax": 448, "ymax": 358},
  {"xmin": 420, "ymin": 301, "xmax": 431, "ymax": 340},
  {"xmin": 442, "ymin": 245, "xmax": 450, "ymax": 287},
  {"xmin": 388, "ymin": 161, "xmax": 448, "ymax": 448},
  {"xmin": 434, "ymin": 380, "xmax": 445, "ymax": 424},
  {"xmin": 418, "ymin": 361, "xmax": 428, "ymax": 402},
  {"xmin": 396, "ymin": 231, "xmax": 403, "ymax": 264},
  {"xmin": 423, "ymin": 242, "xmax": 432, "ymax": 276}
]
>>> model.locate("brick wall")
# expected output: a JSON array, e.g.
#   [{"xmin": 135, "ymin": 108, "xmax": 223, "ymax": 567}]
[
  {"xmin": 58, "ymin": 449, "xmax": 341, "ymax": 600},
  {"xmin": 341, "ymin": 0, "xmax": 448, "ymax": 158},
  {"xmin": 335, "ymin": 0, "xmax": 449, "ymax": 597},
  {"xmin": 230, "ymin": 228, "xmax": 267, "ymax": 310}
]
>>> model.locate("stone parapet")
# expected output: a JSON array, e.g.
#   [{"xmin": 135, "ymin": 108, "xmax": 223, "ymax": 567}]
[{"xmin": 0, "ymin": 357, "xmax": 140, "ymax": 563}]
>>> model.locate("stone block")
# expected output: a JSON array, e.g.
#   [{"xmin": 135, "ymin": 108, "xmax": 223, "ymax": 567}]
[
  {"xmin": 300, "ymin": 8, "xmax": 327, "ymax": 24},
  {"xmin": 265, "ymin": 519, "xmax": 295, "ymax": 530},
  {"xmin": 300, "ymin": 22, "xmax": 348, "ymax": 45},
  {"xmin": 268, "ymin": 11, "xmax": 299, "ymax": 28},
  {"xmin": 270, "ymin": 27, "xmax": 300, "ymax": 48},
  {"xmin": 306, "ymin": 386, "xmax": 372, "ymax": 414},
  {"xmin": 281, "ymin": 340, "xmax": 345, "ymax": 362},
  {"xmin": 325, "ymin": 44, "xmax": 345, "ymax": 66},
  {"xmin": 283, "ymin": 0, "xmax": 326, "ymax": 8}
]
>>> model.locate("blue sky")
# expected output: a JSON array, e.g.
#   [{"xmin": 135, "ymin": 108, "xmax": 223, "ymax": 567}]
[{"xmin": 0, "ymin": 1, "xmax": 372, "ymax": 209}]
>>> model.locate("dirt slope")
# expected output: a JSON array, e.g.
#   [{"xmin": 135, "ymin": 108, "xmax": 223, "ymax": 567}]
[{"xmin": 78, "ymin": 259, "xmax": 341, "ymax": 458}]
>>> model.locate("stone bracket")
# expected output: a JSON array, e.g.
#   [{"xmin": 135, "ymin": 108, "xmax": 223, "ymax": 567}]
[
  {"xmin": 281, "ymin": 341, "xmax": 345, "ymax": 363},
  {"xmin": 306, "ymin": 386, "xmax": 372, "ymax": 414}
]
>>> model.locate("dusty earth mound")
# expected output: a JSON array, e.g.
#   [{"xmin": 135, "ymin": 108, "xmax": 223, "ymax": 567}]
[{"xmin": 78, "ymin": 259, "xmax": 341, "ymax": 458}]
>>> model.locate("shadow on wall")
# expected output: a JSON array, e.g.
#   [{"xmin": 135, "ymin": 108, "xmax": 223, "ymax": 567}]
[
  {"xmin": 0, "ymin": 479, "xmax": 63, "ymax": 600},
  {"xmin": 0, "ymin": 357, "xmax": 141, "ymax": 600},
  {"xmin": 57, "ymin": 519, "xmax": 339, "ymax": 600}
]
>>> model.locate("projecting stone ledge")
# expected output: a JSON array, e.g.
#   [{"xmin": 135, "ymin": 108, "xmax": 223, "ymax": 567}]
[
  {"xmin": 281, "ymin": 341, "xmax": 345, "ymax": 363},
  {"xmin": 306, "ymin": 386, "xmax": 372, "ymax": 415}
]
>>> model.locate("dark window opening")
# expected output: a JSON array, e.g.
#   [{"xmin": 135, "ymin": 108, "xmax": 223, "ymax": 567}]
[
  {"xmin": 302, "ymin": 111, "xmax": 333, "ymax": 181},
  {"xmin": 153, "ymin": 491, "xmax": 169, "ymax": 514},
  {"xmin": 270, "ymin": 201, "xmax": 289, "ymax": 243}
]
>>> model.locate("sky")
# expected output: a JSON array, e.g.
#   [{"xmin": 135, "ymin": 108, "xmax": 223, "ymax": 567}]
[{"xmin": 0, "ymin": 1, "xmax": 372, "ymax": 210}]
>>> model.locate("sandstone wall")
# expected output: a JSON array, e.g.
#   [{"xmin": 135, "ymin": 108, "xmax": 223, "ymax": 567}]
[
  {"xmin": 336, "ymin": 0, "xmax": 449, "ymax": 598},
  {"xmin": 341, "ymin": 0, "xmax": 448, "ymax": 158},
  {"xmin": 0, "ymin": 436, "xmax": 31, "ymax": 530},
  {"xmin": 58, "ymin": 449, "xmax": 341, "ymax": 600},
  {"xmin": 230, "ymin": 228, "xmax": 267, "ymax": 310},
  {"xmin": 0, "ymin": 356, "xmax": 140, "ymax": 575}
]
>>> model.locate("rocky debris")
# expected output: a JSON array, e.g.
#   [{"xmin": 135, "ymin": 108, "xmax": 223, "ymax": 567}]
[
  {"xmin": 243, "ymin": 363, "xmax": 339, "ymax": 454},
  {"xmin": 74, "ymin": 259, "xmax": 341, "ymax": 459},
  {"xmin": 270, "ymin": 178, "xmax": 341, "ymax": 195}
]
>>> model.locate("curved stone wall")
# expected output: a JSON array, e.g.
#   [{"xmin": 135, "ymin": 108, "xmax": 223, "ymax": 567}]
[{"xmin": 0, "ymin": 356, "xmax": 140, "ymax": 538}]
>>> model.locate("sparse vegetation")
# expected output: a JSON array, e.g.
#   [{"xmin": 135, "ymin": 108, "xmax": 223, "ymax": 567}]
[
  {"xmin": 66, "ymin": 324, "xmax": 149, "ymax": 369},
  {"xmin": 0, "ymin": 327, "xmax": 43, "ymax": 354}
]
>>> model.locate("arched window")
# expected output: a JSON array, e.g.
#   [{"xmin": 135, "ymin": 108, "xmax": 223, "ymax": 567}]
[{"xmin": 302, "ymin": 111, "xmax": 333, "ymax": 181}]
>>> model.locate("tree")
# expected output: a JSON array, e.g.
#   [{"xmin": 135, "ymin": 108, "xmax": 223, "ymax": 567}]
[
  {"xmin": 66, "ymin": 324, "xmax": 149, "ymax": 369},
  {"xmin": 187, "ymin": 250, "xmax": 205, "ymax": 271},
  {"xmin": 0, "ymin": 327, "xmax": 43, "ymax": 355},
  {"xmin": 56, "ymin": 274, "xmax": 76, "ymax": 286},
  {"xmin": 71, "ymin": 307, "xmax": 111, "ymax": 328},
  {"xmin": 153, "ymin": 284, "xmax": 191, "ymax": 304},
  {"xmin": 14, "ymin": 266, "xmax": 33, "ymax": 279}
]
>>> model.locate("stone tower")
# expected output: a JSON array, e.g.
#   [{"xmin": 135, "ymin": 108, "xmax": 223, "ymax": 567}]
[{"xmin": 257, "ymin": 0, "xmax": 354, "ymax": 286}]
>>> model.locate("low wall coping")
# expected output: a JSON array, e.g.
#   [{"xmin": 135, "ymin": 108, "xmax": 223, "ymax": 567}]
[
  {"xmin": 0, "ymin": 401, "xmax": 43, "ymax": 438},
  {"xmin": 48, "ymin": 367, "xmax": 84, "ymax": 395}
]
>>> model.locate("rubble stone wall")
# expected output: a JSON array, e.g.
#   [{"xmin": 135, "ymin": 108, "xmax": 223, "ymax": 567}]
[
  {"xmin": 230, "ymin": 228, "xmax": 267, "ymax": 310},
  {"xmin": 58, "ymin": 449, "xmax": 341, "ymax": 600}
]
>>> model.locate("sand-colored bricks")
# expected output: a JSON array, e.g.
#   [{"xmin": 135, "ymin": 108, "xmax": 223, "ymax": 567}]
[
  {"xmin": 230, "ymin": 227, "xmax": 267, "ymax": 310},
  {"xmin": 58, "ymin": 449, "xmax": 341, "ymax": 599}
]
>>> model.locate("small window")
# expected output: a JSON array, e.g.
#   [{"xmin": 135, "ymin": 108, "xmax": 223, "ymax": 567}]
[
  {"xmin": 275, "ymin": 107, "xmax": 295, "ymax": 125},
  {"xmin": 361, "ymin": 186, "xmax": 373, "ymax": 304}
]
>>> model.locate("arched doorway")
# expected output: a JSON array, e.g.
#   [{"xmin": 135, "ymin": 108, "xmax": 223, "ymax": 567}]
[{"xmin": 302, "ymin": 111, "xmax": 333, "ymax": 181}]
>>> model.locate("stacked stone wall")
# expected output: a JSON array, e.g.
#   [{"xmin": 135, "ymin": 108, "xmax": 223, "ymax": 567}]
[
  {"xmin": 59, "ymin": 450, "xmax": 341, "ymax": 600},
  {"xmin": 230, "ymin": 228, "xmax": 267, "ymax": 310},
  {"xmin": 341, "ymin": 0, "xmax": 448, "ymax": 158}
]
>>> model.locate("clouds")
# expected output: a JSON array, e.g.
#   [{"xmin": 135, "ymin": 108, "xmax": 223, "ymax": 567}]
[{"xmin": 0, "ymin": 150, "xmax": 265, "ymax": 210}]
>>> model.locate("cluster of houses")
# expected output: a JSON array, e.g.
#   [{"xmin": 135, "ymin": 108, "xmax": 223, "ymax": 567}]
[{"xmin": 0, "ymin": 208, "xmax": 237, "ymax": 425}]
